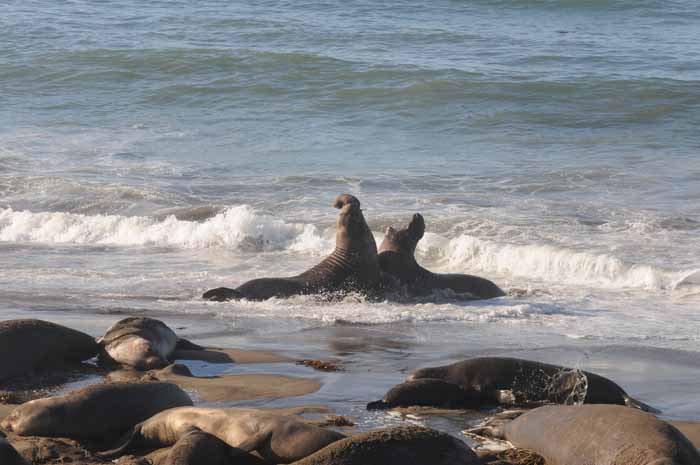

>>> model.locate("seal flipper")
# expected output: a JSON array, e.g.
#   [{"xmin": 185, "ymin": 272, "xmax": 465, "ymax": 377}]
[
  {"xmin": 202, "ymin": 287, "xmax": 242, "ymax": 301},
  {"xmin": 96, "ymin": 423, "xmax": 142, "ymax": 459},
  {"xmin": 175, "ymin": 338, "xmax": 205, "ymax": 351},
  {"xmin": 625, "ymin": 395, "xmax": 661, "ymax": 414}
]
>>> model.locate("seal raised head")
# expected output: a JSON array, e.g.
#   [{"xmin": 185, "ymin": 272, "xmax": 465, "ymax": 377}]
[
  {"xmin": 379, "ymin": 213, "xmax": 504, "ymax": 299},
  {"xmin": 203, "ymin": 194, "xmax": 383, "ymax": 301}
]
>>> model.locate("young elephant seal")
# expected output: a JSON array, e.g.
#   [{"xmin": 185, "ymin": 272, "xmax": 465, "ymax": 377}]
[
  {"xmin": 203, "ymin": 194, "xmax": 385, "ymax": 301},
  {"xmin": 290, "ymin": 425, "xmax": 480, "ymax": 465},
  {"xmin": 99, "ymin": 407, "xmax": 345, "ymax": 464},
  {"xmin": 378, "ymin": 213, "xmax": 504, "ymax": 299},
  {"xmin": 366, "ymin": 378, "xmax": 494, "ymax": 410},
  {"xmin": 0, "ymin": 319, "xmax": 98, "ymax": 381},
  {"xmin": 2, "ymin": 382, "xmax": 192, "ymax": 439},
  {"xmin": 98, "ymin": 317, "xmax": 203, "ymax": 370},
  {"xmin": 408, "ymin": 357, "xmax": 658, "ymax": 411},
  {"xmin": 475, "ymin": 404, "xmax": 700, "ymax": 465}
]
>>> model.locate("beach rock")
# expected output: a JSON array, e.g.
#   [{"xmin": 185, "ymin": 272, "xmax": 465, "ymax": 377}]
[
  {"xmin": 290, "ymin": 425, "xmax": 480, "ymax": 465},
  {"xmin": 2, "ymin": 381, "xmax": 192, "ymax": 439},
  {"xmin": 0, "ymin": 319, "xmax": 98, "ymax": 382}
]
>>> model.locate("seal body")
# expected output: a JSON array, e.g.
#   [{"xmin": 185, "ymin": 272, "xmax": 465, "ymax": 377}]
[
  {"xmin": 378, "ymin": 214, "xmax": 504, "ymax": 299},
  {"xmin": 0, "ymin": 319, "xmax": 98, "ymax": 381},
  {"xmin": 498, "ymin": 405, "xmax": 700, "ymax": 465},
  {"xmin": 407, "ymin": 357, "xmax": 657, "ymax": 411},
  {"xmin": 290, "ymin": 426, "xmax": 480, "ymax": 465},
  {"xmin": 366, "ymin": 379, "xmax": 493, "ymax": 410},
  {"xmin": 101, "ymin": 407, "xmax": 345, "ymax": 464},
  {"xmin": 164, "ymin": 430, "xmax": 232, "ymax": 465},
  {"xmin": 1, "ymin": 382, "xmax": 192, "ymax": 438},
  {"xmin": 99, "ymin": 317, "xmax": 188, "ymax": 370},
  {"xmin": 203, "ymin": 194, "xmax": 384, "ymax": 301}
]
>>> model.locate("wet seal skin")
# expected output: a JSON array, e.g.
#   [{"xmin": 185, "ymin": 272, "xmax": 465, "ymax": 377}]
[
  {"xmin": 203, "ymin": 194, "xmax": 386, "ymax": 301},
  {"xmin": 405, "ymin": 357, "xmax": 659, "ymax": 411},
  {"xmin": 0, "ymin": 319, "xmax": 98, "ymax": 382},
  {"xmin": 98, "ymin": 407, "xmax": 345, "ymax": 464},
  {"xmin": 98, "ymin": 317, "xmax": 205, "ymax": 370},
  {"xmin": 378, "ymin": 213, "xmax": 505, "ymax": 299},
  {"xmin": 290, "ymin": 425, "xmax": 481, "ymax": 465},
  {"xmin": 468, "ymin": 404, "xmax": 700, "ymax": 465},
  {"xmin": 2, "ymin": 382, "xmax": 192, "ymax": 439}
]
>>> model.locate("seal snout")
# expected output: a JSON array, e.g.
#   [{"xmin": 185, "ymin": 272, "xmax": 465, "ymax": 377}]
[{"xmin": 333, "ymin": 194, "xmax": 361, "ymax": 210}]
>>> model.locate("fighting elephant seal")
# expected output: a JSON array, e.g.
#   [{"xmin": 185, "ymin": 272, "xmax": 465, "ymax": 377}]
[
  {"xmin": 378, "ymin": 214, "xmax": 504, "ymax": 299},
  {"xmin": 472, "ymin": 404, "xmax": 700, "ymax": 465},
  {"xmin": 98, "ymin": 317, "xmax": 203, "ymax": 370},
  {"xmin": 2, "ymin": 382, "xmax": 192, "ymax": 438},
  {"xmin": 290, "ymin": 425, "xmax": 480, "ymax": 465},
  {"xmin": 99, "ymin": 407, "xmax": 345, "ymax": 463},
  {"xmin": 401, "ymin": 357, "xmax": 658, "ymax": 411},
  {"xmin": 203, "ymin": 194, "xmax": 385, "ymax": 301},
  {"xmin": 0, "ymin": 319, "xmax": 98, "ymax": 381}
]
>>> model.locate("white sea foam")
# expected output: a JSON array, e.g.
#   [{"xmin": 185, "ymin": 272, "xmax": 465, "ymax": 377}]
[{"xmin": 0, "ymin": 206, "xmax": 326, "ymax": 251}]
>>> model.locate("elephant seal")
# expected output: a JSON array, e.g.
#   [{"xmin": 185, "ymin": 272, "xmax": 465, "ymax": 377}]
[
  {"xmin": 473, "ymin": 404, "xmax": 700, "ymax": 465},
  {"xmin": 98, "ymin": 317, "xmax": 204, "ymax": 370},
  {"xmin": 290, "ymin": 425, "xmax": 480, "ymax": 465},
  {"xmin": 164, "ymin": 430, "xmax": 232, "ymax": 465},
  {"xmin": 0, "ymin": 434, "xmax": 27, "ymax": 465},
  {"xmin": 2, "ymin": 382, "xmax": 192, "ymax": 438},
  {"xmin": 203, "ymin": 194, "xmax": 385, "ymax": 301},
  {"xmin": 99, "ymin": 407, "xmax": 345, "ymax": 463},
  {"xmin": 366, "ymin": 378, "xmax": 494, "ymax": 410},
  {"xmin": 378, "ymin": 213, "xmax": 504, "ymax": 299},
  {"xmin": 406, "ymin": 357, "xmax": 658, "ymax": 411},
  {"xmin": 0, "ymin": 319, "xmax": 98, "ymax": 382}
]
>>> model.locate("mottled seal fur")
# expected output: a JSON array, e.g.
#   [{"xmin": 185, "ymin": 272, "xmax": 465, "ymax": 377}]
[
  {"xmin": 1, "ymin": 382, "xmax": 192, "ymax": 438},
  {"xmin": 99, "ymin": 407, "xmax": 345, "ymax": 463},
  {"xmin": 0, "ymin": 319, "xmax": 98, "ymax": 382},
  {"xmin": 290, "ymin": 425, "xmax": 480, "ymax": 465},
  {"xmin": 407, "ymin": 357, "xmax": 658, "ymax": 411},
  {"xmin": 378, "ymin": 213, "xmax": 504, "ymax": 299},
  {"xmin": 98, "ymin": 317, "xmax": 203, "ymax": 370},
  {"xmin": 475, "ymin": 404, "xmax": 700, "ymax": 465},
  {"xmin": 203, "ymin": 194, "xmax": 385, "ymax": 301}
]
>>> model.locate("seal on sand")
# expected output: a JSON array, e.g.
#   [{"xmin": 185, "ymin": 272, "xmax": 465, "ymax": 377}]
[
  {"xmin": 378, "ymin": 213, "xmax": 504, "ymax": 299},
  {"xmin": 406, "ymin": 357, "xmax": 659, "ymax": 411},
  {"xmin": 99, "ymin": 407, "xmax": 345, "ymax": 464},
  {"xmin": 203, "ymin": 194, "xmax": 385, "ymax": 301},
  {"xmin": 366, "ymin": 378, "xmax": 494, "ymax": 410},
  {"xmin": 471, "ymin": 404, "xmax": 700, "ymax": 465},
  {"xmin": 98, "ymin": 317, "xmax": 203, "ymax": 370},
  {"xmin": 289, "ymin": 425, "xmax": 480, "ymax": 465},
  {"xmin": 0, "ymin": 434, "xmax": 27, "ymax": 465},
  {"xmin": 0, "ymin": 319, "xmax": 98, "ymax": 382},
  {"xmin": 1, "ymin": 382, "xmax": 192, "ymax": 439}
]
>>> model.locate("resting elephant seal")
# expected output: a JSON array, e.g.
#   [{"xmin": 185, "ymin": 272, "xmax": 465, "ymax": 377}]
[
  {"xmin": 164, "ymin": 430, "xmax": 232, "ymax": 465},
  {"xmin": 290, "ymin": 425, "xmax": 480, "ymax": 465},
  {"xmin": 2, "ymin": 382, "xmax": 192, "ymax": 438},
  {"xmin": 203, "ymin": 194, "xmax": 385, "ymax": 301},
  {"xmin": 0, "ymin": 319, "xmax": 98, "ymax": 382},
  {"xmin": 378, "ymin": 214, "xmax": 504, "ymax": 299},
  {"xmin": 366, "ymin": 378, "xmax": 495, "ymax": 410},
  {"xmin": 402, "ymin": 357, "xmax": 658, "ymax": 411},
  {"xmin": 474, "ymin": 405, "xmax": 700, "ymax": 465},
  {"xmin": 99, "ymin": 407, "xmax": 345, "ymax": 463},
  {"xmin": 98, "ymin": 317, "xmax": 204, "ymax": 370}
]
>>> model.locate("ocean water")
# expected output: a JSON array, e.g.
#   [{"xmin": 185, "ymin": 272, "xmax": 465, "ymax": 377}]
[{"xmin": 1, "ymin": 0, "xmax": 699, "ymax": 423}]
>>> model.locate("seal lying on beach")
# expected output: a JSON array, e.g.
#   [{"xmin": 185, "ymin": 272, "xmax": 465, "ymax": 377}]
[
  {"xmin": 2, "ymin": 382, "xmax": 192, "ymax": 438},
  {"xmin": 470, "ymin": 404, "xmax": 700, "ymax": 465},
  {"xmin": 163, "ymin": 430, "xmax": 234, "ymax": 465},
  {"xmin": 0, "ymin": 319, "xmax": 98, "ymax": 382},
  {"xmin": 203, "ymin": 194, "xmax": 386, "ymax": 301},
  {"xmin": 99, "ymin": 407, "xmax": 345, "ymax": 463},
  {"xmin": 290, "ymin": 425, "xmax": 480, "ymax": 465},
  {"xmin": 98, "ymin": 317, "xmax": 204, "ymax": 370},
  {"xmin": 378, "ymin": 214, "xmax": 504, "ymax": 299},
  {"xmin": 368, "ymin": 357, "xmax": 658, "ymax": 411}
]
